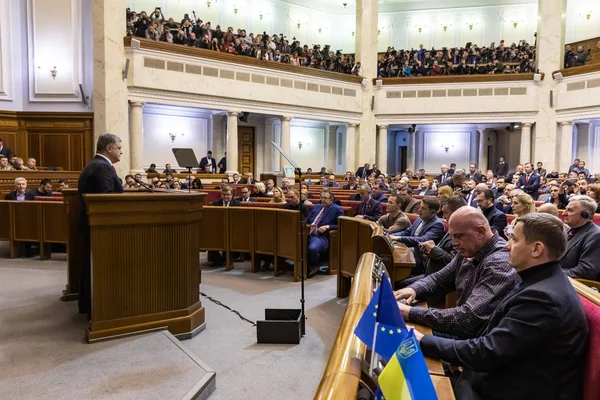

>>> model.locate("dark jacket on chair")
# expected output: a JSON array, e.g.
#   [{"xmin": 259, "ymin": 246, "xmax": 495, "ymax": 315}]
[
  {"xmin": 561, "ymin": 222, "xmax": 600, "ymax": 281},
  {"xmin": 421, "ymin": 261, "xmax": 588, "ymax": 400}
]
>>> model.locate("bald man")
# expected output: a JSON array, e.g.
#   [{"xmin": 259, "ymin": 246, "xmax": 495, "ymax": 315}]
[
  {"xmin": 395, "ymin": 207, "xmax": 519, "ymax": 339},
  {"xmin": 537, "ymin": 203, "xmax": 559, "ymax": 217}
]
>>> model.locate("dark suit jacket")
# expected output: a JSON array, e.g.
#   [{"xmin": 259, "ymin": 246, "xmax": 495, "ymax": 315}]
[
  {"xmin": 392, "ymin": 216, "xmax": 445, "ymax": 248},
  {"xmin": 421, "ymin": 262, "xmax": 587, "ymax": 400},
  {"xmin": 356, "ymin": 198, "xmax": 382, "ymax": 221},
  {"xmin": 416, "ymin": 189, "xmax": 435, "ymax": 196},
  {"xmin": 218, "ymin": 157, "xmax": 226, "ymax": 174},
  {"xmin": 435, "ymin": 173, "xmax": 451, "ymax": 184},
  {"xmin": 212, "ymin": 199, "xmax": 242, "ymax": 207},
  {"xmin": 481, "ymin": 206, "xmax": 508, "ymax": 239},
  {"xmin": 239, "ymin": 178, "xmax": 257, "ymax": 184},
  {"xmin": 306, "ymin": 204, "xmax": 344, "ymax": 234},
  {"xmin": 517, "ymin": 173, "xmax": 541, "ymax": 200},
  {"xmin": 494, "ymin": 162, "xmax": 508, "ymax": 177},
  {"xmin": 355, "ymin": 167, "xmax": 368, "ymax": 179},
  {"xmin": 403, "ymin": 198, "xmax": 421, "ymax": 214},
  {"xmin": 78, "ymin": 156, "xmax": 124, "ymax": 230},
  {"xmin": 4, "ymin": 191, "xmax": 35, "ymax": 200},
  {"xmin": 561, "ymin": 222, "xmax": 600, "ymax": 280},
  {"xmin": 284, "ymin": 202, "xmax": 309, "ymax": 219},
  {"xmin": 425, "ymin": 232, "xmax": 455, "ymax": 275},
  {"xmin": 199, "ymin": 157, "xmax": 217, "ymax": 172},
  {"xmin": 466, "ymin": 172, "xmax": 483, "ymax": 183},
  {"xmin": 0, "ymin": 146, "xmax": 11, "ymax": 158},
  {"xmin": 236, "ymin": 196, "xmax": 256, "ymax": 203},
  {"xmin": 534, "ymin": 168, "xmax": 546, "ymax": 177}
]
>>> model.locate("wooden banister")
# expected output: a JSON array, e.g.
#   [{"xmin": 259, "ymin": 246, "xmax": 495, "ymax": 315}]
[{"xmin": 373, "ymin": 72, "xmax": 541, "ymax": 86}]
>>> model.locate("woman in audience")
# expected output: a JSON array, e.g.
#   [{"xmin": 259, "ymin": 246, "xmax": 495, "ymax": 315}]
[
  {"xmin": 509, "ymin": 192, "xmax": 535, "ymax": 226},
  {"xmin": 435, "ymin": 185, "xmax": 454, "ymax": 218},
  {"xmin": 545, "ymin": 184, "xmax": 568, "ymax": 210},
  {"xmin": 191, "ymin": 178, "xmax": 203, "ymax": 189},
  {"xmin": 270, "ymin": 187, "xmax": 285, "ymax": 204},
  {"xmin": 251, "ymin": 182, "xmax": 267, "ymax": 197},
  {"xmin": 585, "ymin": 184, "xmax": 600, "ymax": 213}
]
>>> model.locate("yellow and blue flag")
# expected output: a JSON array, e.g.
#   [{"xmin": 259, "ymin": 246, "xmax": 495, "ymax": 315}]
[
  {"xmin": 377, "ymin": 328, "xmax": 437, "ymax": 400},
  {"xmin": 354, "ymin": 273, "xmax": 407, "ymax": 361}
]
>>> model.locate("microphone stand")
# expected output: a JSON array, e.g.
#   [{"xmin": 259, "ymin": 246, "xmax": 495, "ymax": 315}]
[
  {"xmin": 296, "ymin": 169, "xmax": 306, "ymax": 337},
  {"xmin": 135, "ymin": 178, "xmax": 155, "ymax": 193}
]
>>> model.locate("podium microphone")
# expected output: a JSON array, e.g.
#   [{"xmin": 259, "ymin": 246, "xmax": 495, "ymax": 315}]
[{"xmin": 135, "ymin": 178, "xmax": 155, "ymax": 193}]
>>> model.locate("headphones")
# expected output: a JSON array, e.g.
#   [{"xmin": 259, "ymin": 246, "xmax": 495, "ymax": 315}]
[{"xmin": 581, "ymin": 211, "xmax": 590, "ymax": 219}]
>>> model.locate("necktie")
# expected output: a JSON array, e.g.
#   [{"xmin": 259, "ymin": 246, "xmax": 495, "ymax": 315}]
[
  {"xmin": 414, "ymin": 221, "xmax": 425, "ymax": 236},
  {"xmin": 525, "ymin": 174, "xmax": 530, "ymax": 184},
  {"xmin": 225, "ymin": 202, "xmax": 229, "ymax": 207},
  {"xmin": 310, "ymin": 207, "xmax": 327, "ymax": 235}
]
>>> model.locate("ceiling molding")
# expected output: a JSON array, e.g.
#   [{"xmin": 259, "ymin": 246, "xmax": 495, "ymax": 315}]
[{"xmin": 376, "ymin": 111, "xmax": 538, "ymax": 125}]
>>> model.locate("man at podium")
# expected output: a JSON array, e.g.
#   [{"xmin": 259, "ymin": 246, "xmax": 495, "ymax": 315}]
[{"xmin": 77, "ymin": 133, "xmax": 124, "ymax": 316}]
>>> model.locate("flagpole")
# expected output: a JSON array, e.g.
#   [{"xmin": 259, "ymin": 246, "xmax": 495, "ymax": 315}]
[{"xmin": 369, "ymin": 321, "xmax": 379, "ymax": 376}]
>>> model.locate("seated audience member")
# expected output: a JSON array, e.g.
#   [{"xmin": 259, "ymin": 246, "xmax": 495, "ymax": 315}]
[
  {"xmin": 377, "ymin": 194, "xmax": 411, "ymax": 234},
  {"xmin": 281, "ymin": 178, "xmax": 292, "ymax": 193},
  {"xmin": 343, "ymin": 176, "xmax": 358, "ymax": 190},
  {"xmin": 208, "ymin": 188, "xmax": 241, "ymax": 266},
  {"xmin": 164, "ymin": 173, "xmax": 175, "ymax": 188},
  {"xmin": 560, "ymin": 195, "xmax": 600, "ymax": 280},
  {"xmin": 576, "ymin": 179, "xmax": 588, "ymax": 195},
  {"xmin": 300, "ymin": 189, "xmax": 313, "ymax": 206},
  {"xmin": 284, "ymin": 189, "xmax": 308, "ymax": 220},
  {"xmin": 475, "ymin": 182, "xmax": 503, "ymax": 211},
  {"xmin": 494, "ymin": 178, "xmax": 507, "ymax": 199},
  {"xmin": 4, "ymin": 177, "xmax": 35, "ymax": 200},
  {"xmin": 315, "ymin": 175, "xmax": 326, "ymax": 186},
  {"xmin": 585, "ymin": 183, "xmax": 600, "ymax": 213},
  {"xmin": 462, "ymin": 179, "xmax": 478, "ymax": 207},
  {"xmin": 537, "ymin": 203, "xmax": 559, "ymax": 217},
  {"xmin": 415, "ymin": 213, "xmax": 587, "ymax": 400},
  {"xmin": 506, "ymin": 164, "xmax": 524, "ymax": 183},
  {"xmin": 395, "ymin": 207, "xmax": 518, "ymax": 339},
  {"xmin": 435, "ymin": 185, "xmax": 453, "ymax": 217},
  {"xmin": 436, "ymin": 164, "xmax": 451, "ymax": 185},
  {"xmin": 318, "ymin": 167, "xmax": 327, "ymax": 176},
  {"xmin": 25, "ymin": 158, "xmax": 37, "ymax": 170},
  {"xmin": 0, "ymin": 155, "xmax": 14, "ymax": 170},
  {"xmin": 270, "ymin": 187, "xmax": 285, "ymax": 203},
  {"xmin": 324, "ymin": 175, "xmax": 340, "ymax": 188},
  {"xmin": 231, "ymin": 173, "xmax": 241, "ymax": 184},
  {"xmin": 305, "ymin": 190, "xmax": 343, "ymax": 277},
  {"xmin": 240, "ymin": 172, "xmax": 257, "ymax": 184},
  {"xmin": 355, "ymin": 185, "xmax": 383, "ymax": 221},
  {"xmin": 439, "ymin": 169, "xmax": 466, "ymax": 192},
  {"xmin": 265, "ymin": 179, "xmax": 275, "ymax": 195},
  {"xmin": 538, "ymin": 176, "xmax": 550, "ymax": 194},
  {"xmin": 125, "ymin": 174, "xmax": 137, "ymax": 188},
  {"xmin": 390, "ymin": 197, "xmax": 445, "ymax": 258},
  {"xmin": 466, "ymin": 163, "xmax": 482, "ymax": 183},
  {"xmin": 414, "ymin": 168, "xmax": 426, "ymax": 180},
  {"xmin": 191, "ymin": 178, "xmax": 203, "ymax": 189},
  {"xmin": 342, "ymin": 171, "xmax": 353, "ymax": 181},
  {"xmin": 32, "ymin": 178, "xmax": 53, "ymax": 197},
  {"xmin": 146, "ymin": 163, "xmax": 157, "ymax": 173},
  {"xmin": 417, "ymin": 179, "xmax": 434, "ymax": 196},
  {"xmin": 12, "ymin": 158, "xmax": 26, "ymax": 170},
  {"xmin": 163, "ymin": 163, "xmax": 177, "ymax": 174},
  {"xmin": 370, "ymin": 164, "xmax": 381, "ymax": 177},
  {"xmin": 56, "ymin": 179, "xmax": 69, "ymax": 192},
  {"xmin": 546, "ymin": 169, "xmax": 559, "ymax": 179},
  {"xmin": 399, "ymin": 186, "xmax": 421, "ymax": 214},
  {"xmin": 251, "ymin": 182, "xmax": 267, "ymax": 197},
  {"xmin": 172, "ymin": 180, "xmax": 182, "ymax": 190},
  {"xmin": 371, "ymin": 183, "xmax": 388, "ymax": 203},
  {"xmin": 484, "ymin": 170, "xmax": 495, "ymax": 185},
  {"xmin": 509, "ymin": 192, "xmax": 535, "ymax": 227},
  {"xmin": 236, "ymin": 187, "xmax": 255, "ymax": 202},
  {"xmin": 448, "ymin": 163, "xmax": 456, "ymax": 175},
  {"xmin": 517, "ymin": 162, "xmax": 541, "ymax": 200},
  {"xmin": 214, "ymin": 177, "xmax": 230, "ymax": 190},
  {"xmin": 355, "ymin": 163, "xmax": 370, "ymax": 179},
  {"xmin": 150, "ymin": 177, "xmax": 161, "ymax": 188},
  {"xmin": 476, "ymin": 189, "xmax": 508, "ymax": 238}
]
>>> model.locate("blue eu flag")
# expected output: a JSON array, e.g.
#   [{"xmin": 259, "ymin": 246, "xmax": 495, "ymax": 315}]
[{"xmin": 354, "ymin": 273, "xmax": 407, "ymax": 361}]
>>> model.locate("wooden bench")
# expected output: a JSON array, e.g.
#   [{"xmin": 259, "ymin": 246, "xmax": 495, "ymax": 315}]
[{"xmin": 315, "ymin": 252, "xmax": 454, "ymax": 400}]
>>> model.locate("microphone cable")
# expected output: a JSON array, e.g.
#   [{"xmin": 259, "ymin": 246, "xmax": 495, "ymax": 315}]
[{"xmin": 200, "ymin": 291, "xmax": 257, "ymax": 327}]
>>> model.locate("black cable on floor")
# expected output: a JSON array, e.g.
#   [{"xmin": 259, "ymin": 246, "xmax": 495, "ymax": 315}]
[{"xmin": 200, "ymin": 291, "xmax": 257, "ymax": 327}]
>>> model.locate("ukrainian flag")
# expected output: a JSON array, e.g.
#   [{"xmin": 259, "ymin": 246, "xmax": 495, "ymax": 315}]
[{"xmin": 377, "ymin": 328, "xmax": 437, "ymax": 400}]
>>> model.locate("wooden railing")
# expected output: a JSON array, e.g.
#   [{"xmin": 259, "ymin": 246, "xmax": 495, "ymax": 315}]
[
  {"xmin": 374, "ymin": 72, "xmax": 541, "ymax": 86},
  {"xmin": 124, "ymin": 37, "xmax": 364, "ymax": 85},
  {"xmin": 552, "ymin": 62, "xmax": 600, "ymax": 79}
]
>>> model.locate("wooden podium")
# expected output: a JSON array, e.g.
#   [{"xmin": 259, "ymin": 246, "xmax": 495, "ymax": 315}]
[{"xmin": 83, "ymin": 192, "xmax": 206, "ymax": 342}]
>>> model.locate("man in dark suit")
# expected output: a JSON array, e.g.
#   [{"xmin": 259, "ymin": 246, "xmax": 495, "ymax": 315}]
[
  {"xmin": 0, "ymin": 137, "xmax": 11, "ymax": 159},
  {"xmin": 476, "ymin": 189, "xmax": 508, "ymax": 238},
  {"xmin": 77, "ymin": 133, "xmax": 125, "ymax": 316},
  {"xmin": 306, "ymin": 189, "xmax": 343, "ymax": 277},
  {"xmin": 466, "ymin": 163, "xmax": 482, "ymax": 183},
  {"xmin": 399, "ymin": 186, "xmax": 421, "ymax": 214},
  {"xmin": 198, "ymin": 151, "xmax": 217, "ymax": 173},
  {"xmin": 506, "ymin": 163, "xmax": 524, "ymax": 183},
  {"xmin": 32, "ymin": 178, "xmax": 54, "ymax": 197},
  {"xmin": 391, "ymin": 197, "xmax": 445, "ymax": 248},
  {"xmin": 517, "ymin": 162, "xmax": 541, "ymax": 200},
  {"xmin": 414, "ymin": 213, "xmax": 588, "ymax": 400},
  {"xmin": 534, "ymin": 161, "xmax": 547, "ymax": 178},
  {"xmin": 463, "ymin": 179, "xmax": 478, "ymax": 207},
  {"xmin": 283, "ymin": 189, "xmax": 308, "ymax": 220},
  {"xmin": 4, "ymin": 177, "xmax": 35, "ymax": 200},
  {"xmin": 435, "ymin": 164, "xmax": 451, "ymax": 185},
  {"xmin": 354, "ymin": 185, "xmax": 382, "ymax": 222},
  {"xmin": 211, "ymin": 186, "xmax": 241, "ymax": 207},
  {"xmin": 235, "ymin": 187, "xmax": 255, "ymax": 203},
  {"xmin": 560, "ymin": 195, "xmax": 600, "ymax": 280},
  {"xmin": 494, "ymin": 156, "xmax": 508, "ymax": 177},
  {"xmin": 355, "ymin": 163, "xmax": 370, "ymax": 180},
  {"xmin": 218, "ymin": 152, "xmax": 226, "ymax": 174},
  {"xmin": 239, "ymin": 172, "xmax": 257, "ymax": 184},
  {"xmin": 439, "ymin": 169, "xmax": 465, "ymax": 192}
]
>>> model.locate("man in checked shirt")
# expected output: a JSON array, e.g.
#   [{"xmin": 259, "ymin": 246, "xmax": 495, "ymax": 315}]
[{"xmin": 394, "ymin": 206, "xmax": 519, "ymax": 339}]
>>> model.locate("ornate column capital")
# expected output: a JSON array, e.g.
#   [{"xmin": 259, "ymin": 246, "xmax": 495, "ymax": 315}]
[
  {"xmin": 228, "ymin": 111, "xmax": 239, "ymax": 118},
  {"xmin": 348, "ymin": 123, "xmax": 358, "ymax": 128},
  {"xmin": 280, "ymin": 116, "xmax": 292, "ymax": 122},
  {"xmin": 560, "ymin": 121, "xmax": 573, "ymax": 126},
  {"xmin": 522, "ymin": 123, "xmax": 533, "ymax": 128},
  {"xmin": 378, "ymin": 125, "xmax": 388, "ymax": 130},
  {"xmin": 129, "ymin": 101, "xmax": 144, "ymax": 108}
]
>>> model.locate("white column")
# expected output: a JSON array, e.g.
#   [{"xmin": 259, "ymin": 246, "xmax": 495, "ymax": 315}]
[
  {"xmin": 280, "ymin": 116, "xmax": 292, "ymax": 170},
  {"xmin": 355, "ymin": 0, "xmax": 378, "ymax": 165},
  {"xmin": 559, "ymin": 121, "xmax": 574, "ymax": 173},
  {"xmin": 346, "ymin": 123, "xmax": 357, "ymax": 173},
  {"xmin": 225, "ymin": 112, "xmax": 239, "ymax": 175},
  {"xmin": 407, "ymin": 130, "xmax": 416, "ymax": 173},
  {"xmin": 478, "ymin": 128, "xmax": 488, "ymax": 172},
  {"xmin": 519, "ymin": 123, "xmax": 532, "ymax": 165},
  {"xmin": 377, "ymin": 125, "xmax": 388, "ymax": 175},
  {"xmin": 533, "ymin": 0, "xmax": 567, "ymax": 171},
  {"xmin": 93, "ymin": 0, "xmax": 129, "ymax": 177},
  {"xmin": 129, "ymin": 101, "xmax": 144, "ymax": 174}
]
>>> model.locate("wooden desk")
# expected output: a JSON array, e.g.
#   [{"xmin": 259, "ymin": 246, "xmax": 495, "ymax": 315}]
[
  {"xmin": 392, "ymin": 243, "xmax": 417, "ymax": 282},
  {"xmin": 432, "ymin": 375, "xmax": 456, "ymax": 400},
  {"xmin": 411, "ymin": 302, "xmax": 445, "ymax": 376}
]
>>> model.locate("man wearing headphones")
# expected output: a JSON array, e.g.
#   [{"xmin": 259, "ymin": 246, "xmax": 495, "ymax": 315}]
[{"xmin": 560, "ymin": 195, "xmax": 600, "ymax": 280}]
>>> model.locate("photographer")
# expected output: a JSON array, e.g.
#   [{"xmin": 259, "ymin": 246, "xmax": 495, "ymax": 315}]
[
  {"xmin": 574, "ymin": 45, "xmax": 587, "ymax": 67},
  {"xmin": 133, "ymin": 11, "xmax": 151, "ymax": 38},
  {"xmin": 150, "ymin": 8, "xmax": 164, "ymax": 33}
]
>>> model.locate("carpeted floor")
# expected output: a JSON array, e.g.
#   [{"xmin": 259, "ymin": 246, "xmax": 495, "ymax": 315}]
[{"xmin": 0, "ymin": 243, "xmax": 345, "ymax": 400}]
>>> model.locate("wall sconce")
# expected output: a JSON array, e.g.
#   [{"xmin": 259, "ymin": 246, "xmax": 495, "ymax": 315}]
[
  {"xmin": 297, "ymin": 20, "xmax": 301, "ymax": 29},
  {"xmin": 378, "ymin": 27, "xmax": 384, "ymax": 35},
  {"xmin": 168, "ymin": 133, "xmax": 184, "ymax": 143},
  {"xmin": 259, "ymin": 12, "xmax": 263, "ymax": 20},
  {"xmin": 298, "ymin": 140, "xmax": 310, "ymax": 150},
  {"xmin": 418, "ymin": 27, "xmax": 423, "ymax": 33},
  {"xmin": 441, "ymin": 24, "xmax": 452, "ymax": 31},
  {"xmin": 441, "ymin": 144, "xmax": 454, "ymax": 153},
  {"xmin": 586, "ymin": 11, "xmax": 592, "ymax": 20},
  {"xmin": 351, "ymin": 31, "xmax": 355, "ymax": 36},
  {"xmin": 50, "ymin": 66, "xmax": 58, "ymax": 80},
  {"xmin": 233, "ymin": 6, "xmax": 238, "ymax": 14},
  {"xmin": 467, "ymin": 23, "xmax": 474, "ymax": 30},
  {"xmin": 318, "ymin": 27, "xmax": 322, "ymax": 34},
  {"xmin": 511, "ymin": 20, "xmax": 519, "ymax": 28},
  {"xmin": 206, "ymin": 1, "xmax": 211, "ymax": 8}
]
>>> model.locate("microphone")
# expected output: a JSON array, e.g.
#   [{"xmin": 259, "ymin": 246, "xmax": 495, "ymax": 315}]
[{"xmin": 135, "ymin": 178, "xmax": 154, "ymax": 193}]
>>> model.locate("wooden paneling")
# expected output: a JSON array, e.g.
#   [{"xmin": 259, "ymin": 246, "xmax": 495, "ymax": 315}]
[
  {"xmin": 238, "ymin": 126, "xmax": 255, "ymax": 175},
  {"xmin": 198, "ymin": 207, "xmax": 228, "ymax": 251},
  {"xmin": 12, "ymin": 202, "xmax": 41, "ymax": 242},
  {"xmin": 0, "ymin": 111, "xmax": 93, "ymax": 169},
  {"xmin": 0, "ymin": 201, "xmax": 10, "ymax": 240},
  {"xmin": 375, "ymin": 73, "xmax": 540, "ymax": 86},
  {"xmin": 229, "ymin": 208, "xmax": 253, "ymax": 252},
  {"xmin": 254, "ymin": 210, "xmax": 276, "ymax": 254},
  {"xmin": 42, "ymin": 202, "xmax": 68, "ymax": 243},
  {"xmin": 0, "ymin": 171, "xmax": 80, "ymax": 192},
  {"xmin": 553, "ymin": 62, "xmax": 600, "ymax": 78}
]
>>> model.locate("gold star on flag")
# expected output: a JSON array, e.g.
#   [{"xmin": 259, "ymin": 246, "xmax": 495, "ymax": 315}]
[
  {"xmin": 397, "ymin": 328, "xmax": 402, "ymax": 333},
  {"xmin": 373, "ymin": 312, "xmax": 377, "ymax": 317},
  {"xmin": 375, "ymin": 305, "xmax": 378, "ymax": 309},
  {"xmin": 381, "ymin": 327, "xmax": 386, "ymax": 332},
  {"xmin": 389, "ymin": 329, "xmax": 394, "ymax": 334}
]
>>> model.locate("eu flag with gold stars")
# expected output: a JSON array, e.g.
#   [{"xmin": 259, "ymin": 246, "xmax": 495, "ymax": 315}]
[{"xmin": 354, "ymin": 273, "xmax": 407, "ymax": 361}]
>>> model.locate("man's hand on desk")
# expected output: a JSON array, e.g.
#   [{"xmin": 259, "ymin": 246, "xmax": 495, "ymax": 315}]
[
  {"xmin": 398, "ymin": 302, "xmax": 411, "ymax": 320},
  {"xmin": 394, "ymin": 287, "xmax": 416, "ymax": 303},
  {"xmin": 317, "ymin": 225, "xmax": 328, "ymax": 234},
  {"xmin": 355, "ymin": 215, "xmax": 365, "ymax": 219},
  {"xmin": 407, "ymin": 325, "xmax": 424, "ymax": 342}
]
